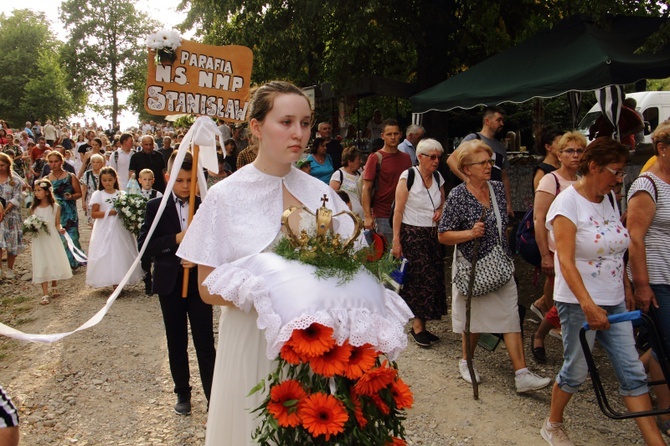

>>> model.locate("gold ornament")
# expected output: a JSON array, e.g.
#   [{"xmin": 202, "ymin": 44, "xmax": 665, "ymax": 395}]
[{"xmin": 281, "ymin": 194, "xmax": 362, "ymax": 255}]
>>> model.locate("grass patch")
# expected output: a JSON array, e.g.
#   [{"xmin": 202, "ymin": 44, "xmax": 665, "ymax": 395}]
[
  {"xmin": 0, "ymin": 295, "xmax": 36, "ymax": 325},
  {"xmin": 14, "ymin": 316, "xmax": 36, "ymax": 326}
]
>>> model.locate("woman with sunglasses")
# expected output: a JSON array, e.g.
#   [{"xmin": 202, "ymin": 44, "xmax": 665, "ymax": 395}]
[
  {"xmin": 540, "ymin": 137, "xmax": 663, "ymax": 446},
  {"xmin": 530, "ymin": 132, "xmax": 586, "ymax": 363},
  {"xmin": 391, "ymin": 138, "xmax": 446, "ymax": 347},
  {"xmin": 438, "ymin": 139, "xmax": 550, "ymax": 392}
]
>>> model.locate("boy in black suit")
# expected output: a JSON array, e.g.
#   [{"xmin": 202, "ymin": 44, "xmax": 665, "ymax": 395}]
[
  {"xmin": 138, "ymin": 168, "xmax": 163, "ymax": 295},
  {"xmin": 137, "ymin": 152, "xmax": 215, "ymax": 416}
]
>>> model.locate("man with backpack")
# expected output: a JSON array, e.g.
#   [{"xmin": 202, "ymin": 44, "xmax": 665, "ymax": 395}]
[
  {"xmin": 361, "ymin": 118, "xmax": 412, "ymax": 243},
  {"xmin": 447, "ymin": 106, "xmax": 514, "ymax": 216}
]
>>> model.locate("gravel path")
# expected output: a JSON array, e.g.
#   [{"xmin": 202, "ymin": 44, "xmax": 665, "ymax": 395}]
[{"xmin": 0, "ymin": 207, "xmax": 657, "ymax": 445}]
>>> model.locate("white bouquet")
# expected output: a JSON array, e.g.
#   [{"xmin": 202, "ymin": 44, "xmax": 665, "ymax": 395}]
[
  {"xmin": 108, "ymin": 192, "xmax": 147, "ymax": 237},
  {"xmin": 22, "ymin": 214, "xmax": 50, "ymax": 236}
]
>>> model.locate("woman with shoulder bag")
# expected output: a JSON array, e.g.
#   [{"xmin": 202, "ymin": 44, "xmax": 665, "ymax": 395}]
[
  {"xmin": 531, "ymin": 131, "xmax": 586, "ymax": 363},
  {"xmin": 438, "ymin": 139, "xmax": 550, "ymax": 392},
  {"xmin": 391, "ymin": 139, "xmax": 446, "ymax": 348}
]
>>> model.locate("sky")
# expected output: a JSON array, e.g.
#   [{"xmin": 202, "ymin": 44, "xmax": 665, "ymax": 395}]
[{"xmin": 8, "ymin": 0, "xmax": 191, "ymax": 130}]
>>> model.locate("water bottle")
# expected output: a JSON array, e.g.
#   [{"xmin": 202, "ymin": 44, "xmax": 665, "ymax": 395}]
[{"xmin": 126, "ymin": 173, "xmax": 141, "ymax": 195}]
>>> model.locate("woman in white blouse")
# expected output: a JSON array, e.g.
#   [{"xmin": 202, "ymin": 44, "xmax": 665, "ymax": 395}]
[{"xmin": 390, "ymin": 138, "xmax": 446, "ymax": 347}]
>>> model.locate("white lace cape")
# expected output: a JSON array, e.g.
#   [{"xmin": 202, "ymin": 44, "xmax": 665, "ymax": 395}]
[
  {"xmin": 177, "ymin": 164, "xmax": 413, "ymax": 360},
  {"xmin": 177, "ymin": 164, "xmax": 355, "ymax": 265}
]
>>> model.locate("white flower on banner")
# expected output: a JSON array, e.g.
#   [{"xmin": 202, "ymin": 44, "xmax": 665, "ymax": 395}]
[{"xmin": 146, "ymin": 29, "xmax": 182, "ymax": 51}]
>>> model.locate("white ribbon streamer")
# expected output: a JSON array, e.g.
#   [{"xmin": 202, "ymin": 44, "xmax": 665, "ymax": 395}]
[
  {"xmin": 62, "ymin": 231, "xmax": 88, "ymax": 264},
  {"xmin": 0, "ymin": 116, "xmax": 218, "ymax": 343}
]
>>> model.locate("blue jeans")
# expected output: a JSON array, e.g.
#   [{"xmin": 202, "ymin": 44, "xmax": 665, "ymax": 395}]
[
  {"xmin": 375, "ymin": 217, "xmax": 393, "ymax": 248},
  {"xmin": 555, "ymin": 301, "xmax": 648, "ymax": 397},
  {"xmin": 651, "ymin": 284, "xmax": 670, "ymax": 354}
]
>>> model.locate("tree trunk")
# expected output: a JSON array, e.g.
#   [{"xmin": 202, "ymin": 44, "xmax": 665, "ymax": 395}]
[{"xmin": 111, "ymin": 59, "xmax": 118, "ymax": 130}]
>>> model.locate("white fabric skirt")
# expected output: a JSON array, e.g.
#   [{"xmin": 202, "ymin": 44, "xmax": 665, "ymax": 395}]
[
  {"xmin": 205, "ymin": 306, "xmax": 274, "ymax": 446},
  {"xmin": 451, "ymin": 250, "xmax": 520, "ymax": 334}
]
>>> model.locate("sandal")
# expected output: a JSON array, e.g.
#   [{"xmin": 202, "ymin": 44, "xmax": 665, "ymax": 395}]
[
  {"xmin": 658, "ymin": 418, "xmax": 670, "ymax": 438},
  {"xmin": 51, "ymin": 287, "xmax": 60, "ymax": 298},
  {"xmin": 40, "ymin": 295, "xmax": 50, "ymax": 305}
]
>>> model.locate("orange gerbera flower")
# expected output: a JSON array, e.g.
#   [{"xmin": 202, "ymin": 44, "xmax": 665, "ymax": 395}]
[
  {"xmin": 298, "ymin": 392, "xmax": 349, "ymax": 441},
  {"xmin": 370, "ymin": 393, "xmax": 390, "ymax": 415},
  {"xmin": 267, "ymin": 380, "xmax": 306, "ymax": 428},
  {"xmin": 386, "ymin": 437, "xmax": 407, "ymax": 446},
  {"xmin": 310, "ymin": 341, "xmax": 352, "ymax": 377},
  {"xmin": 390, "ymin": 377, "xmax": 413, "ymax": 410},
  {"xmin": 354, "ymin": 361, "xmax": 397, "ymax": 396},
  {"xmin": 343, "ymin": 343, "xmax": 378, "ymax": 379},
  {"xmin": 288, "ymin": 323, "xmax": 336, "ymax": 358},
  {"xmin": 351, "ymin": 391, "xmax": 368, "ymax": 428},
  {"xmin": 279, "ymin": 342, "xmax": 306, "ymax": 365}
]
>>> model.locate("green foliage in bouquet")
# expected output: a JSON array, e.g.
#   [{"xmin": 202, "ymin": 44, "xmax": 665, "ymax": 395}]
[{"xmin": 274, "ymin": 236, "xmax": 399, "ymax": 285}]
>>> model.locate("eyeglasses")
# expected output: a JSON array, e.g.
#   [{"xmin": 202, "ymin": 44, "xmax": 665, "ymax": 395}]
[
  {"xmin": 603, "ymin": 165, "xmax": 627, "ymax": 179},
  {"xmin": 561, "ymin": 148, "xmax": 584, "ymax": 156},
  {"xmin": 419, "ymin": 153, "xmax": 440, "ymax": 161},
  {"xmin": 466, "ymin": 159, "xmax": 495, "ymax": 167}
]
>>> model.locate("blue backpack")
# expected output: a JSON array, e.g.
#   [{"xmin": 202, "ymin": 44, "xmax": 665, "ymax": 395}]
[{"xmin": 516, "ymin": 173, "xmax": 559, "ymax": 267}]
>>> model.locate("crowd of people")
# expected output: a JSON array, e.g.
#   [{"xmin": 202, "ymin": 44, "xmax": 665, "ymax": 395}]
[{"xmin": 1, "ymin": 92, "xmax": 670, "ymax": 446}]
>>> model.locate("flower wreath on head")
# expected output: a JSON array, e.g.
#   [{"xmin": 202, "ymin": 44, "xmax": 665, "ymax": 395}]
[{"xmin": 36, "ymin": 181, "xmax": 51, "ymax": 189}]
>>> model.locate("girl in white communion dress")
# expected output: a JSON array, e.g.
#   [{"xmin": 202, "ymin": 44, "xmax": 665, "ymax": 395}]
[{"xmin": 177, "ymin": 81, "xmax": 412, "ymax": 445}]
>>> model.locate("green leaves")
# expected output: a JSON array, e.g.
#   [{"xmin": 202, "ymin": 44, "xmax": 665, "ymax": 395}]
[{"xmin": 0, "ymin": 10, "xmax": 59, "ymax": 125}]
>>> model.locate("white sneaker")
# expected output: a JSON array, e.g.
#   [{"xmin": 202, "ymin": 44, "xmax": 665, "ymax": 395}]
[
  {"xmin": 515, "ymin": 370, "xmax": 551, "ymax": 393},
  {"xmin": 4, "ymin": 269, "xmax": 15, "ymax": 279},
  {"xmin": 540, "ymin": 418, "xmax": 574, "ymax": 445},
  {"xmin": 459, "ymin": 359, "xmax": 481, "ymax": 384}
]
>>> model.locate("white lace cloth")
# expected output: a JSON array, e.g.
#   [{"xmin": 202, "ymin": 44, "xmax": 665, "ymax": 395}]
[
  {"xmin": 203, "ymin": 252, "xmax": 413, "ymax": 360},
  {"xmin": 178, "ymin": 164, "xmax": 412, "ymax": 360}
]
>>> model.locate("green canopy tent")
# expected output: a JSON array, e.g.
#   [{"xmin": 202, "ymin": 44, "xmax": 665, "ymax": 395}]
[{"xmin": 410, "ymin": 15, "xmax": 670, "ymax": 116}]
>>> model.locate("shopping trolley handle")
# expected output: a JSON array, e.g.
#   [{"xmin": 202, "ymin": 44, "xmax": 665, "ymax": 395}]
[{"xmin": 582, "ymin": 310, "xmax": 642, "ymax": 331}]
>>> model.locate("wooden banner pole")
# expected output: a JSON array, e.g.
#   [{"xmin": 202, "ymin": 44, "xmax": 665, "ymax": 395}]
[{"xmin": 181, "ymin": 144, "xmax": 200, "ymax": 298}]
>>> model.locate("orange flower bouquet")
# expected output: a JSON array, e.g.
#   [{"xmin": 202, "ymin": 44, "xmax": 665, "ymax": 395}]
[{"xmin": 251, "ymin": 322, "xmax": 412, "ymax": 445}]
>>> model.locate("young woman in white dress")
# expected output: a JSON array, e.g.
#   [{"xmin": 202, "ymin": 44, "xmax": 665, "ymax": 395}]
[
  {"xmin": 85, "ymin": 167, "xmax": 142, "ymax": 288},
  {"xmin": 177, "ymin": 81, "xmax": 411, "ymax": 445},
  {"xmin": 29, "ymin": 179, "xmax": 72, "ymax": 305}
]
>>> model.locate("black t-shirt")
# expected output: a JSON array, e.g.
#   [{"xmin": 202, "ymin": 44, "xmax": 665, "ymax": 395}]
[
  {"xmin": 61, "ymin": 138, "xmax": 73, "ymax": 150},
  {"xmin": 129, "ymin": 151, "xmax": 166, "ymax": 193},
  {"xmin": 78, "ymin": 142, "xmax": 91, "ymax": 154},
  {"xmin": 327, "ymin": 140, "xmax": 343, "ymax": 171}
]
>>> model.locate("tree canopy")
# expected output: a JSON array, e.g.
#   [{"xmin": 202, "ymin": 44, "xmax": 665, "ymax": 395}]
[
  {"xmin": 179, "ymin": 0, "xmax": 669, "ymax": 141},
  {"xmin": 0, "ymin": 10, "xmax": 79, "ymax": 126},
  {"xmin": 60, "ymin": 0, "xmax": 159, "ymax": 128}
]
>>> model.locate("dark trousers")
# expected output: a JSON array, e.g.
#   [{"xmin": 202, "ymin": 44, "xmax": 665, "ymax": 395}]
[
  {"xmin": 158, "ymin": 271, "xmax": 216, "ymax": 401},
  {"xmin": 141, "ymin": 259, "xmax": 152, "ymax": 285}
]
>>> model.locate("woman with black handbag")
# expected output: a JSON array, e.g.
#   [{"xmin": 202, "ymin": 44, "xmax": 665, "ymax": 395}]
[{"xmin": 438, "ymin": 139, "xmax": 550, "ymax": 393}]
